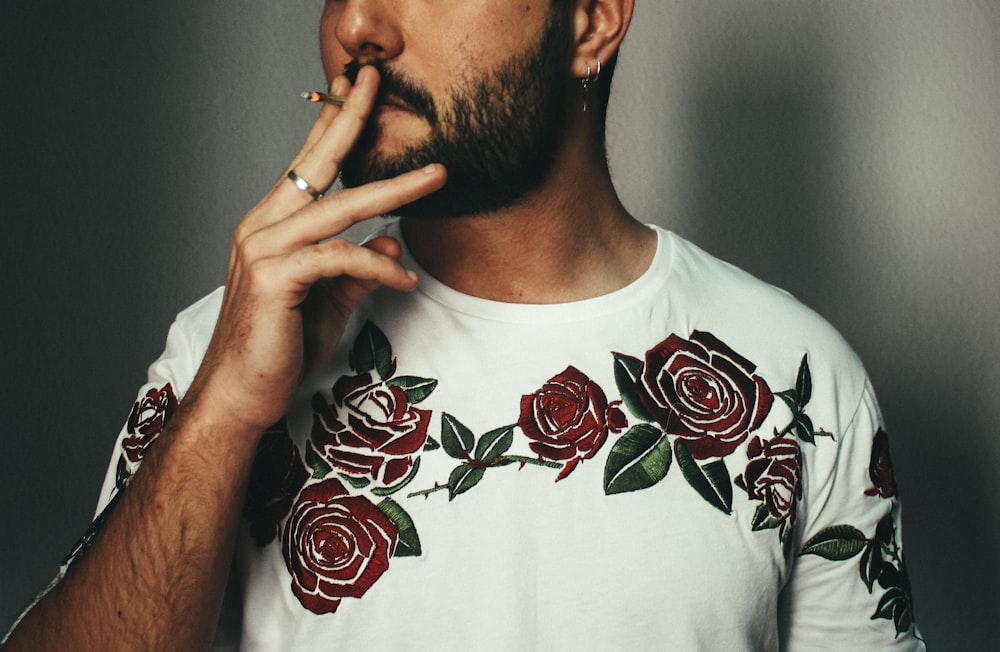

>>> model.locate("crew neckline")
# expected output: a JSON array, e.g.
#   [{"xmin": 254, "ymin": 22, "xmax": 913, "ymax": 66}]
[{"xmin": 384, "ymin": 222, "xmax": 675, "ymax": 325}]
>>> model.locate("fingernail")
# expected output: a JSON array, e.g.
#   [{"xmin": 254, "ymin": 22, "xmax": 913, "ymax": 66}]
[
  {"xmin": 422, "ymin": 164, "xmax": 438, "ymax": 175},
  {"xmin": 406, "ymin": 270, "xmax": 419, "ymax": 282}
]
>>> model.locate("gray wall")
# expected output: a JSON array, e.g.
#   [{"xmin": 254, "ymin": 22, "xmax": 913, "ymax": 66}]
[{"xmin": 2, "ymin": 2, "xmax": 997, "ymax": 647}]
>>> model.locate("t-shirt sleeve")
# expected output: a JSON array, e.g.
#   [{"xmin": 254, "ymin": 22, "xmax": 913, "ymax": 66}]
[
  {"xmin": 2, "ymin": 290, "xmax": 222, "ymax": 644},
  {"xmin": 89, "ymin": 289, "xmax": 222, "ymax": 522},
  {"xmin": 779, "ymin": 379, "xmax": 926, "ymax": 650}
]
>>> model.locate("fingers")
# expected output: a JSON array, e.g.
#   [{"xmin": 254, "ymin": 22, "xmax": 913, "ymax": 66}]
[
  {"xmin": 288, "ymin": 68, "xmax": 380, "ymax": 194},
  {"xmin": 248, "ymin": 236, "xmax": 417, "ymax": 316},
  {"xmin": 288, "ymin": 78, "xmax": 351, "ymax": 172},
  {"xmin": 277, "ymin": 164, "xmax": 447, "ymax": 251},
  {"xmin": 248, "ymin": 67, "xmax": 382, "ymax": 231},
  {"xmin": 226, "ymin": 64, "xmax": 446, "ymax": 308},
  {"xmin": 192, "ymin": 67, "xmax": 442, "ymax": 432},
  {"xmin": 363, "ymin": 235, "xmax": 404, "ymax": 260}
]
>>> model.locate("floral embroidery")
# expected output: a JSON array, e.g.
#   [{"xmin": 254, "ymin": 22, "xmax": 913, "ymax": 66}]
[
  {"xmin": 799, "ymin": 431, "xmax": 917, "ymax": 637},
  {"xmin": 65, "ymin": 383, "xmax": 178, "ymax": 568},
  {"xmin": 121, "ymin": 383, "xmax": 178, "ymax": 464},
  {"xmin": 518, "ymin": 365, "xmax": 627, "ymax": 481},
  {"xmin": 237, "ymin": 323, "xmax": 915, "ymax": 640},
  {"xmin": 732, "ymin": 356, "xmax": 831, "ymax": 556},
  {"xmin": 312, "ymin": 371, "xmax": 433, "ymax": 487},
  {"xmin": 265, "ymin": 322, "xmax": 430, "ymax": 613},
  {"xmin": 634, "ymin": 331, "xmax": 774, "ymax": 460},
  {"xmin": 600, "ymin": 332, "xmax": 786, "ymax": 513},
  {"xmin": 865, "ymin": 428, "xmax": 897, "ymax": 498},
  {"xmin": 742, "ymin": 435, "xmax": 803, "ymax": 521},
  {"xmin": 282, "ymin": 478, "xmax": 398, "ymax": 615},
  {"xmin": 244, "ymin": 421, "xmax": 310, "ymax": 547}
]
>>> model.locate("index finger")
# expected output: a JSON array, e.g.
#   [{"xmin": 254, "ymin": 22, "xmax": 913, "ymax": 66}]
[
  {"xmin": 246, "ymin": 67, "xmax": 381, "ymax": 232},
  {"xmin": 285, "ymin": 66, "xmax": 381, "ymax": 200},
  {"xmin": 287, "ymin": 76, "xmax": 352, "ymax": 173}
]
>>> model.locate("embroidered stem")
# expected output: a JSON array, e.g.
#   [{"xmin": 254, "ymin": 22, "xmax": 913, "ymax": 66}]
[
  {"xmin": 407, "ymin": 484, "xmax": 450, "ymax": 499},
  {"xmin": 496, "ymin": 455, "xmax": 563, "ymax": 469}
]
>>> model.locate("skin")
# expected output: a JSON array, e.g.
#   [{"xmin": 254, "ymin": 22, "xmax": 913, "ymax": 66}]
[
  {"xmin": 3, "ymin": 0, "xmax": 645, "ymax": 649},
  {"xmin": 324, "ymin": 0, "xmax": 653, "ymax": 302}
]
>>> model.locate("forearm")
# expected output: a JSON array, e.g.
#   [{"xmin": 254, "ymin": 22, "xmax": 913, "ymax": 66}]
[
  {"xmin": 4, "ymin": 66, "xmax": 446, "ymax": 651},
  {"xmin": 3, "ymin": 396, "xmax": 263, "ymax": 651}
]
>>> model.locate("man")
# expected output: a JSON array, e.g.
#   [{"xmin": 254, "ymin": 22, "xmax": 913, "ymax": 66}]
[{"xmin": 4, "ymin": 0, "xmax": 924, "ymax": 649}]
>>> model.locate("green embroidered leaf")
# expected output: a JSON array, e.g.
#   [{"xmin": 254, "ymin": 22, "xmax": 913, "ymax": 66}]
[
  {"xmin": 603, "ymin": 424, "xmax": 671, "ymax": 495},
  {"xmin": 675, "ymin": 441, "xmax": 733, "ymax": 515},
  {"xmin": 860, "ymin": 540, "xmax": 884, "ymax": 593},
  {"xmin": 372, "ymin": 458, "xmax": 421, "ymax": 497},
  {"xmin": 794, "ymin": 414, "xmax": 816, "ymax": 444},
  {"xmin": 305, "ymin": 441, "xmax": 333, "ymax": 479},
  {"xmin": 474, "ymin": 426, "xmax": 515, "ymax": 464},
  {"xmin": 423, "ymin": 437, "xmax": 441, "ymax": 451},
  {"xmin": 795, "ymin": 355, "xmax": 812, "ymax": 406},
  {"xmin": 751, "ymin": 503, "xmax": 783, "ymax": 532},
  {"xmin": 349, "ymin": 321, "xmax": 395, "ymax": 379},
  {"xmin": 872, "ymin": 589, "xmax": 901, "ymax": 620},
  {"xmin": 377, "ymin": 497, "xmax": 422, "ymax": 557},
  {"xmin": 441, "ymin": 413, "xmax": 474, "ymax": 460},
  {"xmin": 781, "ymin": 525, "xmax": 795, "ymax": 561},
  {"xmin": 876, "ymin": 563, "xmax": 904, "ymax": 592},
  {"xmin": 890, "ymin": 593, "xmax": 914, "ymax": 637},
  {"xmin": 799, "ymin": 524, "xmax": 868, "ymax": 560},
  {"xmin": 775, "ymin": 390, "xmax": 799, "ymax": 412},
  {"xmin": 875, "ymin": 511, "xmax": 896, "ymax": 546},
  {"xmin": 871, "ymin": 585, "xmax": 913, "ymax": 636},
  {"xmin": 448, "ymin": 464, "xmax": 486, "ymax": 500},
  {"xmin": 613, "ymin": 353, "xmax": 653, "ymax": 422},
  {"xmin": 387, "ymin": 376, "xmax": 438, "ymax": 404},
  {"xmin": 893, "ymin": 607, "xmax": 913, "ymax": 637},
  {"xmin": 338, "ymin": 474, "xmax": 371, "ymax": 490}
]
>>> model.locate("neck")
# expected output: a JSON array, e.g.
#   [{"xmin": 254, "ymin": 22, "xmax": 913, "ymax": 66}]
[{"xmin": 400, "ymin": 119, "xmax": 656, "ymax": 304}]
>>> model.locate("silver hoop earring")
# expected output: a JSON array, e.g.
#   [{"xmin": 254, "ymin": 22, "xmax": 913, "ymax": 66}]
[{"xmin": 581, "ymin": 59, "xmax": 602, "ymax": 112}]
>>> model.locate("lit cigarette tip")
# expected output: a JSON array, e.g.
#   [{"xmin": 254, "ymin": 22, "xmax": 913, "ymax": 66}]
[{"xmin": 300, "ymin": 90, "xmax": 347, "ymax": 105}]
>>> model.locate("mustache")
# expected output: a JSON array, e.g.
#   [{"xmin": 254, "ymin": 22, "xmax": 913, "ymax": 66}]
[{"xmin": 343, "ymin": 59, "xmax": 439, "ymax": 126}]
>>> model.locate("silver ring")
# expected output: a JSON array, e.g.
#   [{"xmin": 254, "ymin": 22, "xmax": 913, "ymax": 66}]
[{"xmin": 287, "ymin": 169, "xmax": 323, "ymax": 200}]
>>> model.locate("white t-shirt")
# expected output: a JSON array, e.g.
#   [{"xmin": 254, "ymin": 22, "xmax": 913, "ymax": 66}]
[{"xmin": 89, "ymin": 223, "xmax": 925, "ymax": 650}]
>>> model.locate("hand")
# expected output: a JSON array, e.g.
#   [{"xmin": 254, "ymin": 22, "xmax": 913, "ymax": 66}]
[{"xmin": 189, "ymin": 66, "xmax": 447, "ymax": 435}]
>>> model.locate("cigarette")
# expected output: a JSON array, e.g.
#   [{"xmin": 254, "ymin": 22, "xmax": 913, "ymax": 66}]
[{"xmin": 300, "ymin": 90, "xmax": 348, "ymax": 106}]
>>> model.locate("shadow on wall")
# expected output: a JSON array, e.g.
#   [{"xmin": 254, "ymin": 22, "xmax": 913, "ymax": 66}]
[
  {"xmin": 685, "ymin": 49, "xmax": 839, "ymax": 307},
  {"xmin": 680, "ymin": 29, "xmax": 997, "ymax": 649}
]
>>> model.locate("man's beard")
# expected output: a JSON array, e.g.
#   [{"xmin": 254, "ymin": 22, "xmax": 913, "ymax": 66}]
[{"xmin": 340, "ymin": 14, "xmax": 573, "ymax": 219}]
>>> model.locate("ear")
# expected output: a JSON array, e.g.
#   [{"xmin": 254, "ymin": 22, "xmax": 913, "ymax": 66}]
[{"xmin": 570, "ymin": 0, "xmax": 634, "ymax": 78}]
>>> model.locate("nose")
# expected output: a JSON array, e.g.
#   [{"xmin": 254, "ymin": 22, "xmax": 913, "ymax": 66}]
[{"xmin": 333, "ymin": 0, "xmax": 404, "ymax": 63}]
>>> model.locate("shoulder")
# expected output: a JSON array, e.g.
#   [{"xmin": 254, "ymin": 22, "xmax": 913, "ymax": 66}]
[
  {"xmin": 161, "ymin": 288, "xmax": 224, "ymax": 355},
  {"xmin": 142, "ymin": 287, "xmax": 225, "ymax": 399},
  {"xmin": 655, "ymin": 227, "xmax": 870, "ymax": 418}
]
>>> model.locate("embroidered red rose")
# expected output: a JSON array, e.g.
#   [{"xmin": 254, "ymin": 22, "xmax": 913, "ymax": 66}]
[
  {"xmin": 243, "ymin": 422, "xmax": 310, "ymax": 547},
  {"xmin": 519, "ymin": 366, "xmax": 627, "ymax": 481},
  {"xmin": 282, "ymin": 479, "xmax": 397, "ymax": 615},
  {"xmin": 865, "ymin": 428, "xmax": 897, "ymax": 498},
  {"xmin": 742, "ymin": 435, "xmax": 803, "ymax": 520},
  {"xmin": 312, "ymin": 372, "xmax": 430, "ymax": 486},
  {"xmin": 637, "ymin": 331, "xmax": 773, "ymax": 460},
  {"xmin": 122, "ymin": 383, "xmax": 178, "ymax": 463}
]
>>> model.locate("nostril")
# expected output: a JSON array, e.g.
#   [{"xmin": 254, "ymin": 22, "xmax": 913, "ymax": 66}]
[{"xmin": 359, "ymin": 43, "xmax": 383, "ymax": 58}]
